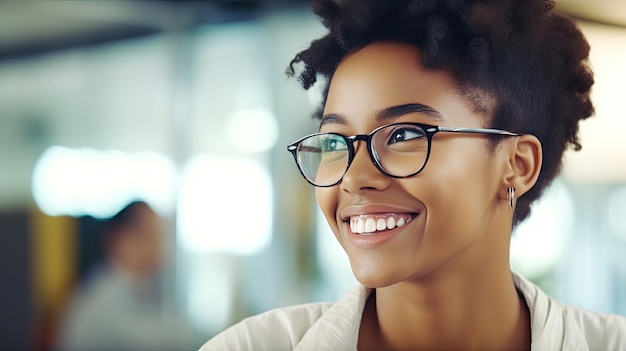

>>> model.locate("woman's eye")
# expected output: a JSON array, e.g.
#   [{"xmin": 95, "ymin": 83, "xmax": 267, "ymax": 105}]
[
  {"xmin": 321, "ymin": 137, "xmax": 347, "ymax": 152},
  {"xmin": 388, "ymin": 128, "xmax": 424, "ymax": 144}
]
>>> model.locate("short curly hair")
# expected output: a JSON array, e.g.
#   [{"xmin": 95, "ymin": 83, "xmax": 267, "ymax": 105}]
[{"xmin": 287, "ymin": 0, "xmax": 594, "ymax": 226}]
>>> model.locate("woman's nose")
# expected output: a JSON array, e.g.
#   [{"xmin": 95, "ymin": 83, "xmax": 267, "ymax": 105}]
[{"xmin": 340, "ymin": 142, "xmax": 391, "ymax": 193}]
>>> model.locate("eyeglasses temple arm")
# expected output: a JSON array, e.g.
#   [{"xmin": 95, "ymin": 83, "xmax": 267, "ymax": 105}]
[{"xmin": 437, "ymin": 127, "xmax": 521, "ymax": 136}]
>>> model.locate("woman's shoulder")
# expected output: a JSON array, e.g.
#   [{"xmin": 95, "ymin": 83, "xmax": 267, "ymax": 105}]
[
  {"xmin": 560, "ymin": 303, "xmax": 626, "ymax": 350},
  {"xmin": 200, "ymin": 302, "xmax": 334, "ymax": 351},
  {"xmin": 200, "ymin": 285, "xmax": 369, "ymax": 351},
  {"xmin": 514, "ymin": 272, "xmax": 626, "ymax": 350}
]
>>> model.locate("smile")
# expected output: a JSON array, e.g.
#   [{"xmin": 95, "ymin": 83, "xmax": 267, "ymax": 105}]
[{"xmin": 349, "ymin": 213, "xmax": 414, "ymax": 235}]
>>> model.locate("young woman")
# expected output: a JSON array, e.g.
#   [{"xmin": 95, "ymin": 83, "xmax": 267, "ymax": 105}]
[{"xmin": 202, "ymin": 0, "xmax": 626, "ymax": 349}]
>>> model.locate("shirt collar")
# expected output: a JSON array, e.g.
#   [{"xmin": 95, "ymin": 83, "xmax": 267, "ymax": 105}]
[
  {"xmin": 296, "ymin": 272, "xmax": 589, "ymax": 350},
  {"xmin": 513, "ymin": 271, "xmax": 588, "ymax": 350},
  {"xmin": 295, "ymin": 285, "xmax": 370, "ymax": 351}
]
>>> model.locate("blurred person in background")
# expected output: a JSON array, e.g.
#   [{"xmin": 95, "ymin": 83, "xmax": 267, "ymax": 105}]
[
  {"xmin": 56, "ymin": 201, "xmax": 190, "ymax": 351},
  {"xmin": 202, "ymin": 0, "xmax": 626, "ymax": 350}
]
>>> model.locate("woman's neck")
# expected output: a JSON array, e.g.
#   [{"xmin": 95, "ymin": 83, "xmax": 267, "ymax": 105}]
[{"xmin": 358, "ymin": 264, "xmax": 531, "ymax": 351}]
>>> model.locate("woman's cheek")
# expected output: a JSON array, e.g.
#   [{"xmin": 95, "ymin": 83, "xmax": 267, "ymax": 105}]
[{"xmin": 315, "ymin": 186, "xmax": 341, "ymax": 234}]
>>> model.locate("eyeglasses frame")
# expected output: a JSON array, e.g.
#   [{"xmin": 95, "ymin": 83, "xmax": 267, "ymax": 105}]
[{"xmin": 287, "ymin": 122, "xmax": 521, "ymax": 187}]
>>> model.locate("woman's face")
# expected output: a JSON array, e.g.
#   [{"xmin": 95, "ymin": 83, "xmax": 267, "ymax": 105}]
[{"xmin": 316, "ymin": 42, "xmax": 508, "ymax": 288}]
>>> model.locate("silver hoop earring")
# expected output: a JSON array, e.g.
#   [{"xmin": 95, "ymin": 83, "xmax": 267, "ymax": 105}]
[{"xmin": 508, "ymin": 187, "xmax": 516, "ymax": 212}]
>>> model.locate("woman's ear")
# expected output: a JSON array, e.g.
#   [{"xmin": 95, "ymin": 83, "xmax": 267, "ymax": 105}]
[{"xmin": 502, "ymin": 134, "xmax": 542, "ymax": 198}]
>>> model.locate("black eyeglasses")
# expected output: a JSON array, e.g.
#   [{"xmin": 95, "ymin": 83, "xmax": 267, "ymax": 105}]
[{"xmin": 287, "ymin": 122, "xmax": 520, "ymax": 187}]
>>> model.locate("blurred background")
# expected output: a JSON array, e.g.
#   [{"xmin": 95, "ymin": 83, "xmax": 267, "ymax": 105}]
[{"xmin": 0, "ymin": 1, "xmax": 625, "ymax": 350}]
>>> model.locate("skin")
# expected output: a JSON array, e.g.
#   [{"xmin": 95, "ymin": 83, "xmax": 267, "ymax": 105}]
[{"xmin": 316, "ymin": 42, "xmax": 542, "ymax": 350}]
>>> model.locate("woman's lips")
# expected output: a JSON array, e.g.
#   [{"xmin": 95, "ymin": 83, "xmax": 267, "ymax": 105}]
[
  {"xmin": 342, "ymin": 212, "xmax": 419, "ymax": 249},
  {"xmin": 340, "ymin": 204, "xmax": 420, "ymax": 249}
]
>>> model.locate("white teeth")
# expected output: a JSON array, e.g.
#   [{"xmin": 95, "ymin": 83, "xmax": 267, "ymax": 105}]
[
  {"xmin": 365, "ymin": 218, "xmax": 376, "ymax": 233},
  {"xmin": 397, "ymin": 217, "xmax": 406, "ymax": 227},
  {"xmin": 356, "ymin": 218, "xmax": 365, "ymax": 234},
  {"xmin": 376, "ymin": 218, "xmax": 386, "ymax": 231},
  {"xmin": 349, "ymin": 214, "xmax": 413, "ymax": 234},
  {"xmin": 386, "ymin": 217, "xmax": 396, "ymax": 229}
]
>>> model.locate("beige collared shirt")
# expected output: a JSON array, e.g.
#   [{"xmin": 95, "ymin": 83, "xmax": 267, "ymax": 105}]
[{"xmin": 201, "ymin": 272, "xmax": 626, "ymax": 350}]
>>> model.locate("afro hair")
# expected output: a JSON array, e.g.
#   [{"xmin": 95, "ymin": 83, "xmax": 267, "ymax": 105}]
[{"xmin": 287, "ymin": 0, "xmax": 594, "ymax": 225}]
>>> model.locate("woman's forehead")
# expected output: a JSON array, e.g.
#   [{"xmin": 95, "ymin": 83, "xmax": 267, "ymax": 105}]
[{"xmin": 323, "ymin": 43, "xmax": 488, "ymax": 128}]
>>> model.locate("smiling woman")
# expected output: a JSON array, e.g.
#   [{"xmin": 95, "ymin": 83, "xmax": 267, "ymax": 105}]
[{"xmin": 200, "ymin": 1, "xmax": 626, "ymax": 350}]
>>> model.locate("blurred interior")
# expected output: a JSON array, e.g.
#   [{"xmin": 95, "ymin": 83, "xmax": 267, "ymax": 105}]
[{"xmin": 0, "ymin": 1, "xmax": 625, "ymax": 350}]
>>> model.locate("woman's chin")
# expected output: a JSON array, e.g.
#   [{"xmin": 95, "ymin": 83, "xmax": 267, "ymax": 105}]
[{"xmin": 351, "ymin": 265, "xmax": 402, "ymax": 289}]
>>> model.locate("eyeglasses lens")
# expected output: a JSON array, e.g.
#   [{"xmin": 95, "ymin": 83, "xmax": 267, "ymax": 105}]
[
  {"xmin": 296, "ymin": 124, "xmax": 429, "ymax": 186},
  {"xmin": 372, "ymin": 124, "xmax": 429, "ymax": 178},
  {"xmin": 296, "ymin": 133, "xmax": 349, "ymax": 186}
]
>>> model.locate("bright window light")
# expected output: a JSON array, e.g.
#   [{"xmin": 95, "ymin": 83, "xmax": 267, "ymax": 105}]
[
  {"xmin": 178, "ymin": 155, "xmax": 273, "ymax": 255},
  {"xmin": 511, "ymin": 179, "xmax": 575, "ymax": 278},
  {"xmin": 562, "ymin": 24, "xmax": 626, "ymax": 182},
  {"xmin": 608, "ymin": 186, "xmax": 626, "ymax": 241},
  {"xmin": 32, "ymin": 146, "xmax": 176, "ymax": 218},
  {"xmin": 185, "ymin": 255, "xmax": 236, "ymax": 332},
  {"xmin": 316, "ymin": 206, "xmax": 358, "ymax": 299},
  {"xmin": 226, "ymin": 108, "xmax": 279, "ymax": 153}
]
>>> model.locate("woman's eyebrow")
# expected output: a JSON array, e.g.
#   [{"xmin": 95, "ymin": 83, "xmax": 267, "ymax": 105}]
[
  {"xmin": 376, "ymin": 103, "xmax": 444, "ymax": 122},
  {"xmin": 319, "ymin": 113, "xmax": 345, "ymax": 128},
  {"xmin": 319, "ymin": 103, "xmax": 444, "ymax": 129}
]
